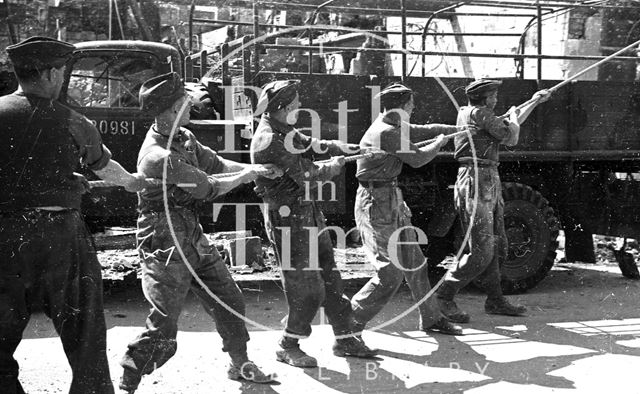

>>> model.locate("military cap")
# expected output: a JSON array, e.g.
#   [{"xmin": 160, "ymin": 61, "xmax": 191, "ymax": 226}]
[
  {"xmin": 256, "ymin": 79, "xmax": 300, "ymax": 115},
  {"xmin": 465, "ymin": 79, "xmax": 502, "ymax": 98},
  {"xmin": 374, "ymin": 83, "xmax": 413, "ymax": 100},
  {"xmin": 6, "ymin": 36, "xmax": 75, "ymax": 70},
  {"xmin": 139, "ymin": 72, "xmax": 186, "ymax": 116}
]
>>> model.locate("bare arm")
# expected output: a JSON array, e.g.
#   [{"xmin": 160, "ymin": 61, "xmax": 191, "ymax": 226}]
[
  {"xmin": 209, "ymin": 167, "xmax": 257, "ymax": 197},
  {"xmin": 502, "ymin": 89, "xmax": 549, "ymax": 146},
  {"xmin": 217, "ymin": 156, "xmax": 251, "ymax": 173},
  {"xmin": 378, "ymin": 126, "xmax": 446, "ymax": 168},
  {"xmin": 404, "ymin": 122, "xmax": 463, "ymax": 141},
  {"xmin": 518, "ymin": 89, "xmax": 551, "ymax": 124},
  {"xmin": 94, "ymin": 160, "xmax": 145, "ymax": 192},
  {"xmin": 211, "ymin": 163, "xmax": 283, "ymax": 197},
  {"xmin": 502, "ymin": 111, "xmax": 521, "ymax": 147},
  {"xmin": 397, "ymin": 135, "xmax": 447, "ymax": 168}
]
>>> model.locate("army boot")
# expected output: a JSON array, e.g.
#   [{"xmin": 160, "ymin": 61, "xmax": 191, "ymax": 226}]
[
  {"xmin": 436, "ymin": 282, "xmax": 470, "ymax": 324},
  {"xmin": 228, "ymin": 350, "xmax": 277, "ymax": 383},
  {"xmin": 350, "ymin": 316, "xmax": 367, "ymax": 336},
  {"xmin": 333, "ymin": 336, "xmax": 378, "ymax": 358},
  {"xmin": 276, "ymin": 336, "xmax": 318, "ymax": 368},
  {"xmin": 118, "ymin": 368, "xmax": 141, "ymax": 394},
  {"xmin": 425, "ymin": 316, "xmax": 464, "ymax": 336},
  {"xmin": 485, "ymin": 296, "xmax": 527, "ymax": 316},
  {"xmin": 227, "ymin": 361, "xmax": 277, "ymax": 383}
]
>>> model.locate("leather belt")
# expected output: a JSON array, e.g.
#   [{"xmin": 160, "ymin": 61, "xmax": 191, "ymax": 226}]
[
  {"xmin": 140, "ymin": 199, "xmax": 197, "ymax": 213},
  {"xmin": 0, "ymin": 207, "xmax": 73, "ymax": 218},
  {"xmin": 358, "ymin": 179, "xmax": 398, "ymax": 189},
  {"xmin": 458, "ymin": 158, "xmax": 499, "ymax": 168}
]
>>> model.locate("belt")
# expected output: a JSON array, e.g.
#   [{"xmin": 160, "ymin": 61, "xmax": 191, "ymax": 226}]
[
  {"xmin": 0, "ymin": 207, "xmax": 74, "ymax": 218},
  {"xmin": 140, "ymin": 199, "xmax": 197, "ymax": 213},
  {"xmin": 358, "ymin": 179, "xmax": 398, "ymax": 189},
  {"xmin": 458, "ymin": 158, "xmax": 499, "ymax": 168},
  {"xmin": 32, "ymin": 206, "xmax": 68, "ymax": 211},
  {"xmin": 264, "ymin": 195, "xmax": 314, "ymax": 212}
]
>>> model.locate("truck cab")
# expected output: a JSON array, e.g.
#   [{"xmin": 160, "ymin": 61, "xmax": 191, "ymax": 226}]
[{"xmin": 59, "ymin": 41, "xmax": 182, "ymax": 220}]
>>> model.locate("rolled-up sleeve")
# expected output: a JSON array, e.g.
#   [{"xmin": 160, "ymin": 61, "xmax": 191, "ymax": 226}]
[
  {"xmin": 474, "ymin": 107, "xmax": 511, "ymax": 141},
  {"xmin": 183, "ymin": 130, "xmax": 226, "ymax": 175},
  {"xmin": 139, "ymin": 150, "xmax": 218, "ymax": 200},
  {"xmin": 380, "ymin": 127, "xmax": 426, "ymax": 167},
  {"xmin": 255, "ymin": 130, "xmax": 335, "ymax": 187},
  {"xmin": 68, "ymin": 111, "xmax": 112, "ymax": 170},
  {"xmin": 304, "ymin": 135, "xmax": 347, "ymax": 157}
]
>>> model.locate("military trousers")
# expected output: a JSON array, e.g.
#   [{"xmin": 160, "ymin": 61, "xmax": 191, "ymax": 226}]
[
  {"xmin": 352, "ymin": 185, "xmax": 441, "ymax": 330},
  {"xmin": 0, "ymin": 210, "xmax": 113, "ymax": 394},
  {"xmin": 120, "ymin": 208, "xmax": 250, "ymax": 377},
  {"xmin": 440, "ymin": 165, "xmax": 507, "ymax": 298},
  {"xmin": 264, "ymin": 201, "xmax": 352, "ymax": 338}
]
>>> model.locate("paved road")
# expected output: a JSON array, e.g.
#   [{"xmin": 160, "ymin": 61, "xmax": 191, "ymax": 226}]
[{"xmin": 15, "ymin": 262, "xmax": 640, "ymax": 393}]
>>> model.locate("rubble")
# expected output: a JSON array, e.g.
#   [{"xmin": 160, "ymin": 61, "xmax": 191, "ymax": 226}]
[
  {"xmin": 93, "ymin": 227, "xmax": 136, "ymax": 250},
  {"xmin": 95, "ymin": 227, "xmax": 376, "ymax": 285},
  {"xmin": 96, "ymin": 229, "xmax": 640, "ymax": 286},
  {"xmin": 226, "ymin": 236, "xmax": 265, "ymax": 270}
]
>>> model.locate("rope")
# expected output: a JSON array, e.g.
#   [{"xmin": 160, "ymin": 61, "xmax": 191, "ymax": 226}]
[
  {"xmin": 511, "ymin": 37, "xmax": 640, "ymax": 114},
  {"xmin": 88, "ymin": 131, "xmax": 472, "ymax": 189},
  {"xmin": 88, "ymin": 179, "xmax": 197, "ymax": 188}
]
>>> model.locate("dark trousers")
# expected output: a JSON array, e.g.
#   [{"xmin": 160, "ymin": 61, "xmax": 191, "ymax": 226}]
[
  {"xmin": 120, "ymin": 209, "xmax": 250, "ymax": 377},
  {"xmin": 264, "ymin": 202, "xmax": 352, "ymax": 338},
  {"xmin": 441, "ymin": 166, "xmax": 507, "ymax": 297},
  {"xmin": 0, "ymin": 210, "xmax": 114, "ymax": 394}
]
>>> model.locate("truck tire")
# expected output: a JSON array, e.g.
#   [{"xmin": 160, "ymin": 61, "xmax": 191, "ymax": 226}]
[{"xmin": 500, "ymin": 182, "xmax": 560, "ymax": 294}]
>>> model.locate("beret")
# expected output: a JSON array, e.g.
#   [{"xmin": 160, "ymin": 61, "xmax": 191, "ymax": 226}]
[
  {"xmin": 465, "ymin": 79, "xmax": 502, "ymax": 98},
  {"xmin": 139, "ymin": 72, "xmax": 186, "ymax": 116},
  {"xmin": 256, "ymin": 79, "xmax": 299, "ymax": 115},
  {"xmin": 6, "ymin": 36, "xmax": 75, "ymax": 70},
  {"xmin": 375, "ymin": 83, "xmax": 413, "ymax": 100}
]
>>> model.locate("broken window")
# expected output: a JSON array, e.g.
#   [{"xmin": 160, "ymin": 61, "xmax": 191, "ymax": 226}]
[{"xmin": 65, "ymin": 53, "xmax": 160, "ymax": 109}]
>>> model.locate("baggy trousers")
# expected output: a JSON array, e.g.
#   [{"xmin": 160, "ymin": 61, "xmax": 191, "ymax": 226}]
[
  {"xmin": 440, "ymin": 165, "xmax": 508, "ymax": 297},
  {"xmin": 264, "ymin": 201, "xmax": 352, "ymax": 338},
  {"xmin": 352, "ymin": 185, "xmax": 441, "ymax": 330},
  {"xmin": 120, "ymin": 208, "xmax": 250, "ymax": 376},
  {"xmin": 0, "ymin": 210, "xmax": 114, "ymax": 394}
]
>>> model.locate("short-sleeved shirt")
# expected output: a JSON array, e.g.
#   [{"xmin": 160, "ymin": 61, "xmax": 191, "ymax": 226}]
[
  {"xmin": 357, "ymin": 113, "xmax": 456, "ymax": 180},
  {"xmin": 454, "ymin": 105, "xmax": 511, "ymax": 162},
  {"xmin": 0, "ymin": 91, "xmax": 111, "ymax": 211},
  {"xmin": 136, "ymin": 126, "xmax": 225, "ymax": 210},
  {"xmin": 251, "ymin": 114, "xmax": 343, "ymax": 208}
]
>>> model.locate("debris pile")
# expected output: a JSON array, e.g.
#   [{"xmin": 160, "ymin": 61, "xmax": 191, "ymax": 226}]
[{"xmin": 94, "ymin": 227, "xmax": 375, "ymax": 284}]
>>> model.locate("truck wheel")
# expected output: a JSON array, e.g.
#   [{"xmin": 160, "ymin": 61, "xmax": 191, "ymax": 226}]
[{"xmin": 500, "ymin": 182, "xmax": 560, "ymax": 294}]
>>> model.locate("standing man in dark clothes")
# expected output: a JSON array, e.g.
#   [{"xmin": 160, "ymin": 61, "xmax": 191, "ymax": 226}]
[
  {"xmin": 251, "ymin": 80, "xmax": 377, "ymax": 368},
  {"xmin": 352, "ymin": 83, "xmax": 469, "ymax": 337},
  {"xmin": 0, "ymin": 36, "xmax": 147, "ymax": 394},
  {"xmin": 119, "ymin": 72, "xmax": 281, "ymax": 393},
  {"xmin": 436, "ymin": 79, "xmax": 550, "ymax": 323}
]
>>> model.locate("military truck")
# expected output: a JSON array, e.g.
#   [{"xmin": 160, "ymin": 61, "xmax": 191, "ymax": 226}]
[
  {"xmin": 56, "ymin": 0, "xmax": 640, "ymax": 293},
  {"xmin": 58, "ymin": 40, "xmax": 251, "ymax": 227}
]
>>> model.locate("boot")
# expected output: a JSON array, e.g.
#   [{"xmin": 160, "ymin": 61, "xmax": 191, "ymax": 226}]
[
  {"xmin": 276, "ymin": 336, "xmax": 318, "ymax": 368},
  {"xmin": 485, "ymin": 296, "xmax": 527, "ymax": 316},
  {"xmin": 350, "ymin": 316, "xmax": 366, "ymax": 336},
  {"xmin": 333, "ymin": 336, "xmax": 378, "ymax": 358},
  {"xmin": 436, "ymin": 282, "xmax": 470, "ymax": 323},
  {"xmin": 437, "ymin": 298, "xmax": 470, "ymax": 324},
  {"xmin": 119, "ymin": 368, "xmax": 141, "ymax": 393},
  {"xmin": 425, "ymin": 317, "xmax": 464, "ymax": 336},
  {"xmin": 227, "ymin": 361, "xmax": 277, "ymax": 383}
]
